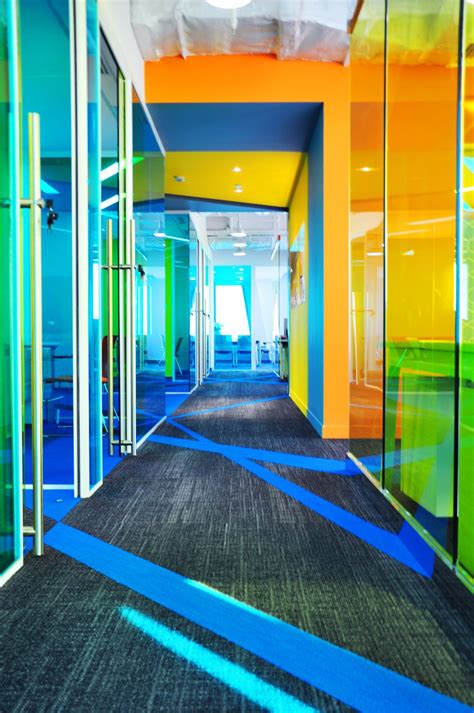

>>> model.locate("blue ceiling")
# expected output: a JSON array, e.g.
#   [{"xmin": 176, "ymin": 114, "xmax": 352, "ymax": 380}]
[
  {"xmin": 165, "ymin": 194, "xmax": 288, "ymax": 213},
  {"xmin": 147, "ymin": 102, "xmax": 322, "ymax": 152}
]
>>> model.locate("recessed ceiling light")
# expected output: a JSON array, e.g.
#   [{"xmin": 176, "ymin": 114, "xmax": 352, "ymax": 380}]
[
  {"xmin": 366, "ymin": 252, "xmax": 383, "ymax": 256},
  {"xmin": 231, "ymin": 230, "xmax": 247, "ymax": 238},
  {"xmin": 207, "ymin": 0, "xmax": 251, "ymax": 8},
  {"xmin": 233, "ymin": 251, "xmax": 246, "ymax": 256},
  {"xmin": 153, "ymin": 231, "xmax": 166, "ymax": 238},
  {"xmin": 234, "ymin": 184, "xmax": 243, "ymax": 193},
  {"xmin": 174, "ymin": 175, "xmax": 185, "ymax": 182},
  {"xmin": 233, "ymin": 242, "xmax": 247, "ymax": 248},
  {"xmin": 232, "ymin": 166, "xmax": 242, "ymax": 173},
  {"xmin": 358, "ymin": 167, "xmax": 374, "ymax": 173}
]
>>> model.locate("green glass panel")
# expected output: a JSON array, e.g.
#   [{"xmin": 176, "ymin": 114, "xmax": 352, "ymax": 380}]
[{"xmin": 165, "ymin": 213, "xmax": 190, "ymax": 391}]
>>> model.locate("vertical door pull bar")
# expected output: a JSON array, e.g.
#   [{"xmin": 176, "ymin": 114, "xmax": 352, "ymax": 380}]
[
  {"xmin": 25, "ymin": 113, "xmax": 44, "ymax": 556},
  {"xmin": 130, "ymin": 219, "xmax": 137, "ymax": 455},
  {"xmin": 107, "ymin": 219, "xmax": 114, "ymax": 456}
]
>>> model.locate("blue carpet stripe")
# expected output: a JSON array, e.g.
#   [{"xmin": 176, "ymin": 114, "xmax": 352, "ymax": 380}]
[
  {"xmin": 173, "ymin": 394, "xmax": 288, "ymax": 419},
  {"xmin": 43, "ymin": 523, "xmax": 467, "ymax": 713},
  {"xmin": 149, "ymin": 433, "xmax": 354, "ymax": 476},
  {"xmin": 231, "ymin": 457, "xmax": 433, "ymax": 577},
  {"xmin": 163, "ymin": 420, "xmax": 434, "ymax": 577},
  {"xmin": 121, "ymin": 607, "xmax": 318, "ymax": 713}
]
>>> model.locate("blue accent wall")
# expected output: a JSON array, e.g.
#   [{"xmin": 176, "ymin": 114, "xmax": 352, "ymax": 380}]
[{"xmin": 307, "ymin": 111, "xmax": 324, "ymax": 433}]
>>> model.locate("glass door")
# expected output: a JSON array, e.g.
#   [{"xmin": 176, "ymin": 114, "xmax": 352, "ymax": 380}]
[
  {"xmin": 132, "ymin": 89, "xmax": 166, "ymax": 440},
  {"xmin": 100, "ymin": 34, "xmax": 136, "ymax": 472},
  {"xmin": 0, "ymin": 0, "xmax": 22, "ymax": 582},
  {"xmin": 18, "ymin": 0, "xmax": 75, "ymax": 555}
]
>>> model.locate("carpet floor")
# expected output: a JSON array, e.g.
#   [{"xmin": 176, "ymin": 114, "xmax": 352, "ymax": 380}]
[{"xmin": 1, "ymin": 371, "xmax": 473, "ymax": 712}]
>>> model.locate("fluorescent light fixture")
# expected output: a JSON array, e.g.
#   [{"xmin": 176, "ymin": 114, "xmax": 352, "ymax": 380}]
[
  {"xmin": 231, "ymin": 230, "xmax": 247, "ymax": 238},
  {"xmin": 271, "ymin": 237, "xmax": 281, "ymax": 261},
  {"xmin": 233, "ymin": 251, "xmax": 246, "ymax": 256},
  {"xmin": 100, "ymin": 157, "xmax": 144, "ymax": 182},
  {"xmin": 153, "ymin": 231, "xmax": 166, "ymax": 238},
  {"xmin": 100, "ymin": 194, "xmax": 119, "ymax": 210},
  {"xmin": 233, "ymin": 242, "xmax": 247, "ymax": 248},
  {"xmin": 461, "ymin": 186, "xmax": 474, "ymax": 193},
  {"xmin": 357, "ymin": 166, "xmax": 374, "ymax": 172},
  {"xmin": 232, "ymin": 166, "xmax": 242, "ymax": 173},
  {"xmin": 40, "ymin": 179, "xmax": 59, "ymax": 195},
  {"xmin": 207, "ymin": 0, "xmax": 251, "ymax": 7},
  {"xmin": 409, "ymin": 216, "xmax": 454, "ymax": 225},
  {"xmin": 402, "ymin": 250, "xmax": 415, "ymax": 256},
  {"xmin": 366, "ymin": 251, "xmax": 383, "ymax": 256}
]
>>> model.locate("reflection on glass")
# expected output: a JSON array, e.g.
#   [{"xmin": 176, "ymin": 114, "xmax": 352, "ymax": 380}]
[
  {"xmin": 133, "ymin": 91, "xmax": 166, "ymax": 440},
  {"xmin": 20, "ymin": 0, "xmax": 74, "ymax": 489},
  {"xmin": 458, "ymin": 2, "xmax": 474, "ymax": 578},
  {"xmin": 214, "ymin": 266, "xmax": 252, "ymax": 369},
  {"xmin": 348, "ymin": 0, "xmax": 385, "ymax": 479},
  {"xmin": 0, "ymin": 0, "xmax": 21, "ymax": 576},
  {"xmin": 384, "ymin": 0, "xmax": 460, "ymax": 555}
]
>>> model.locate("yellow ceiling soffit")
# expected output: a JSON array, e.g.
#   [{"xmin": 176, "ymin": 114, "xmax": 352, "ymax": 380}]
[{"xmin": 165, "ymin": 151, "xmax": 304, "ymax": 207}]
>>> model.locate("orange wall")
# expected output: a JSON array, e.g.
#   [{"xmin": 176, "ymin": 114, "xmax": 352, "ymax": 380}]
[{"xmin": 146, "ymin": 56, "xmax": 350, "ymax": 438}]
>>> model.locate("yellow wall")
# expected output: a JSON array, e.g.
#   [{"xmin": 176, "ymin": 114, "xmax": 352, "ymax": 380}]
[
  {"xmin": 146, "ymin": 56, "xmax": 350, "ymax": 438},
  {"xmin": 289, "ymin": 159, "xmax": 309, "ymax": 415}
]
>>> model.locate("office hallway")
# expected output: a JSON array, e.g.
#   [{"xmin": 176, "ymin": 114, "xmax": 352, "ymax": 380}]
[{"xmin": 1, "ymin": 372, "xmax": 473, "ymax": 713}]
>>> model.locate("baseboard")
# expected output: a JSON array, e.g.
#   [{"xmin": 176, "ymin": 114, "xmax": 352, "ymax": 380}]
[
  {"xmin": 306, "ymin": 407, "xmax": 323, "ymax": 437},
  {"xmin": 289, "ymin": 389, "xmax": 307, "ymax": 417}
]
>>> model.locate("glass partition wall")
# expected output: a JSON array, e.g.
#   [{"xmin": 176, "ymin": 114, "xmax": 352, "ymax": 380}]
[
  {"xmin": 349, "ymin": 0, "xmax": 385, "ymax": 480},
  {"xmin": 349, "ymin": 0, "xmax": 472, "ymax": 586},
  {"xmin": 0, "ymin": 0, "xmax": 22, "ymax": 582},
  {"xmin": 458, "ymin": 0, "xmax": 474, "ymax": 580}
]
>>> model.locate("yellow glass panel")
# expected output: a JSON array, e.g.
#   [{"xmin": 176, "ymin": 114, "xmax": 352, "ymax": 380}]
[{"xmin": 349, "ymin": 0, "xmax": 385, "ymax": 476}]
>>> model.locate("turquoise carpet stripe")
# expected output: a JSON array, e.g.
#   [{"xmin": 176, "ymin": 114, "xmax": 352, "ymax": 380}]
[
  {"xmin": 44, "ymin": 523, "xmax": 468, "ymax": 713},
  {"xmin": 121, "ymin": 607, "xmax": 318, "ymax": 713}
]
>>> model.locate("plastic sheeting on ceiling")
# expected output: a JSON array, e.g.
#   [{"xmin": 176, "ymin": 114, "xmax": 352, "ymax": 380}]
[{"xmin": 130, "ymin": 0, "xmax": 358, "ymax": 63}]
